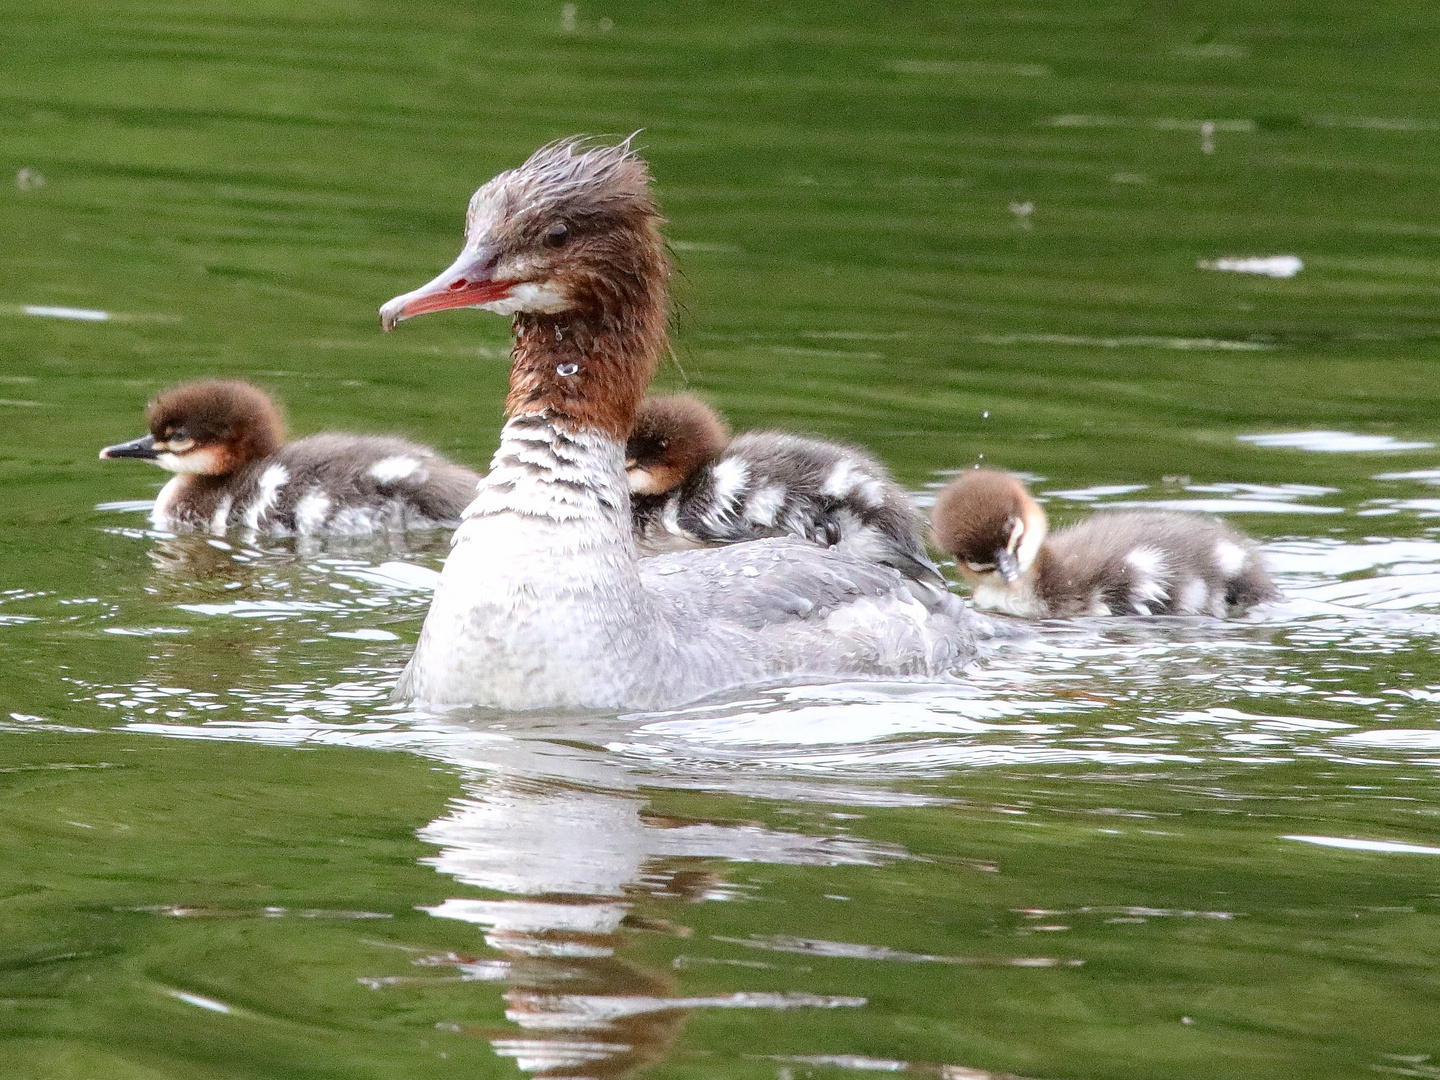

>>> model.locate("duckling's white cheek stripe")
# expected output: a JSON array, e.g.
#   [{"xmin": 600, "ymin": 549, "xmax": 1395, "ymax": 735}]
[
  {"xmin": 1014, "ymin": 518, "xmax": 1043, "ymax": 573},
  {"xmin": 244, "ymin": 465, "xmax": 289, "ymax": 530},
  {"xmin": 157, "ymin": 448, "xmax": 222, "ymax": 475}
]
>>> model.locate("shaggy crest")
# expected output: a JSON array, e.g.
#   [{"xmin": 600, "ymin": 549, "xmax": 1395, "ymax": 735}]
[{"xmin": 465, "ymin": 136, "xmax": 659, "ymax": 250}]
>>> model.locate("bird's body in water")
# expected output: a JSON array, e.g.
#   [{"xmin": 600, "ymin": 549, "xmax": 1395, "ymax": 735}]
[
  {"xmin": 100, "ymin": 380, "xmax": 479, "ymax": 536},
  {"xmin": 377, "ymin": 138, "xmax": 980, "ymax": 711},
  {"xmin": 626, "ymin": 395, "xmax": 945, "ymax": 587},
  {"xmin": 931, "ymin": 468, "xmax": 1277, "ymax": 618}
]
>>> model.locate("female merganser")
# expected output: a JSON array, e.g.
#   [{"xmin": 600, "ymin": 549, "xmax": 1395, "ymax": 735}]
[
  {"xmin": 99, "ymin": 380, "xmax": 480, "ymax": 536},
  {"xmin": 931, "ymin": 468, "xmax": 1278, "ymax": 618},
  {"xmin": 377, "ymin": 138, "xmax": 978, "ymax": 710},
  {"xmin": 628, "ymin": 394, "xmax": 945, "ymax": 586}
]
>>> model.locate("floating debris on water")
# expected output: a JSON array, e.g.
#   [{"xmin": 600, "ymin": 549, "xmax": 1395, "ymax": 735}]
[
  {"xmin": 1199, "ymin": 255, "xmax": 1303, "ymax": 278},
  {"xmin": 1008, "ymin": 201, "xmax": 1034, "ymax": 228},
  {"xmin": 15, "ymin": 167, "xmax": 45, "ymax": 190}
]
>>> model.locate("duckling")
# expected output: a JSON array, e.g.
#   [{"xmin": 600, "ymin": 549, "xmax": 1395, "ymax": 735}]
[
  {"xmin": 931, "ymin": 468, "xmax": 1277, "ymax": 617},
  {"xmin": 626, "ymin": 394, "xmax": 945, "ymax": 587},
  {"xmin": 100, "ymin": 380, "xmax": 481, "ymax": 536}
]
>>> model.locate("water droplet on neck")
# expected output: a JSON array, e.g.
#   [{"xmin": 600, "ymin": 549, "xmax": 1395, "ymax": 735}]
[{"xmin": 556, "ymin": 362, "xmax": 579, "ymax": 377}]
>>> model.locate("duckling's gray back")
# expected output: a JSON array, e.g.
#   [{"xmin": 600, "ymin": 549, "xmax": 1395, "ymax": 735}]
[
  {"xmin": 632, "ymin": 430, "xmax": 943, "ymax": 587},
  {"xmin": 1040, "ymin": 510, "xmax": 1277, "ymax": 617},
  {"xmin": 224, "ymin": 434, "xmax": 481, "ymax": 536}
]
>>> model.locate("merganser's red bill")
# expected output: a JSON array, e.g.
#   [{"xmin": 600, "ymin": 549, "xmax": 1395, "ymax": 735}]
[{"xmin": 379, "ymin": 248, "xmax": 514, "ymax": 332}]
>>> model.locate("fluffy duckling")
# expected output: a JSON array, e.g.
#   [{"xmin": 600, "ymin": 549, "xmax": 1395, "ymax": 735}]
[
  {"xmin": 100, "ymin": 380, "xmax": 481, "ymax": 536},
  {"xmin": 626, "ymin": 394, "xmax": 945, "ymax": 587},
  {"xmin": 931, "ymin": 468, "xmax": 1277, "ymax": 617}
]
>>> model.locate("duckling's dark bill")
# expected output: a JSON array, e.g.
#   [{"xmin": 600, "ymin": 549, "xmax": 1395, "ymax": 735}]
[{"xmin": 99, "ymin": 433, "xmax": 158, "ymax": 460}]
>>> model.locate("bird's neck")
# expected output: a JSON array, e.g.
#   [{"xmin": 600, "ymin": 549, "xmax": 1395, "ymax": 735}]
[{"xmin": 504, "ymin": 281, "xmax": 668, "ymax": 442}]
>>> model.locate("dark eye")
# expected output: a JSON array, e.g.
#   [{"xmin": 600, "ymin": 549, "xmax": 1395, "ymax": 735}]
[{"xmin": 544, "ymin": 221, "xmax": 570, "ymax": 248}]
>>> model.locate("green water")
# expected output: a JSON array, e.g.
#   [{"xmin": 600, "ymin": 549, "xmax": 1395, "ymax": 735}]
[{"xmin": 6, "ymin": 1, "xmax": 1440, "ymax": 1077}]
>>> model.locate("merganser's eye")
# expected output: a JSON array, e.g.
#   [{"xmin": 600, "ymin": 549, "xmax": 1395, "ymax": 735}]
[
  {"xmin": 167, "ymin": 437, "xmax": 196, "ymax": 453},
  {"xmin": 544, "ymin": 222, "xmax": 570, "ymax": 248}
]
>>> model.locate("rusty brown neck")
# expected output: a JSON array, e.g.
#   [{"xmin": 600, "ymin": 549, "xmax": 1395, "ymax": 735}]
[{"xmin": 504, "ymin": 276, "xmax": 669, "ymax": 443}]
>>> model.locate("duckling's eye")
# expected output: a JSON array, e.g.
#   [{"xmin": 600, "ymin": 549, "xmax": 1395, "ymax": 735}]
[
  {"xmin": 167, "ymin": 436, "xmax": 195, "ymax": 453},
  {"xmin": 544, "ymin": 222, "xmax": 570, "ymax": 248}
]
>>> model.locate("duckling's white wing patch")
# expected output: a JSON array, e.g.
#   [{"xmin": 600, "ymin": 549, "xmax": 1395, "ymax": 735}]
[
  {"xmin": 744, "ymin": 483, "xmax": 788, "ymax": 527},
  {"xmin": 700, "ymin": 458, "xmax": 750, "ymax": 530},
  {"xmin": 1124, "ymin": 546, "xmax": 1170, "ymax": 613},
  {"xmin": 294, "ymin": 490, "xmax": 331, "ymax": 535},
  {"xmin": 369, "ymin": 456, "xmax": 421, "ymax": 483},
  {"xmin": 244, "ymin": 465, "xmax": 289, "ymax": 530},
  {"xmin": 209, "ymin": 495, "xmax": 232, "ymax": 535},
  {"xmin": 1176, "ymin": 576, "xmax": 1210, "ymax": 614},
  {"xmin": 821, "ymin": 460, "xmax": 885, "ymax": 509},
  {"xmin": 1214, "ymin": 540, "xmax": 1247, "ymax": 576}
]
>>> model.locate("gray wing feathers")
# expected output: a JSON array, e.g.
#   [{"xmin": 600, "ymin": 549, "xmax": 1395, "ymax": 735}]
[{"xmin": 640, "ymin": 537, "xmax": 975, "ymax": 679}]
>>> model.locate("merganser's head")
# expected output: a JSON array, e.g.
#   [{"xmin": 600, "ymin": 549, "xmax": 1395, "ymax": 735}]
[
  {"xmin": 379, "ymin": 137, "xmax": 666, "ymax": 332},
  {"xmin": 930, "ymin": 468, "xmax": 1048, "ymax": 587},
  {"xmin": 626, "ymin": 395, "xmax": 731, "ymax": 496},
  {"xmin": 99, "ymin": 380, "xmax": 285, "ymax": 477}
]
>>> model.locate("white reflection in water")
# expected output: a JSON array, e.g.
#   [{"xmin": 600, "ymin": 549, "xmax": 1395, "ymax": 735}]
[{"xmin": 407, "ymin": 764, "xmax": 895, "ymax": 1077}]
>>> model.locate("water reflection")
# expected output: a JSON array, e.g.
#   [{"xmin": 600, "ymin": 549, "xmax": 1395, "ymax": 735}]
[{"xmin": 406, "ymin": 769, "xmax": 885, "ymax": 1077}]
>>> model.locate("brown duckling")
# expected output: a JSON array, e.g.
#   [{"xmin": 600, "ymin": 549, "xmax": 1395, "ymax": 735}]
[
  {"xmin": 100, "ymin": 380, "xmax": 480, "ymax": 536},
  {"xmin": 931, "ymin": 468, "xmax": 1278, "ymax": 617},
  {"xmin": 626, "ymin": 394, "xmax": 944, "ymax": 587}
]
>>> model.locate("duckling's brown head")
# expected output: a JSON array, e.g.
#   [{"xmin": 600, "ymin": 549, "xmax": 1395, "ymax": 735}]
[
  {"xmin": 379, "ymin": 138, "xmax": 670, "ymax": 439},
  {"xmin": 930, "ymin": 468, "xmax": 1048, "ymax": 585},
  {"xmin": 626, "ymin": 395, "xmax": 732, "ymax": 496},
  {"xmin": 99, "ymin": 380, "xmax": 285, "ymax": 477}
]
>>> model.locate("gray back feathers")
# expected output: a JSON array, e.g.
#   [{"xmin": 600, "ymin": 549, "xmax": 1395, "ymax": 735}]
[
  {"xmin": 1040, "ymin": 510, "xmax": 1278, "ymax": 616},
  {"xmin": 632, "ymin": 430, "xmax": 944, "ymax": 587}
]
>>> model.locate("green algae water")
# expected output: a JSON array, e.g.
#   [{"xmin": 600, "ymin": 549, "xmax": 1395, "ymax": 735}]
[{"xmin": 5, "ymin": 1, "xmax": 1440, "ymax": 1077}]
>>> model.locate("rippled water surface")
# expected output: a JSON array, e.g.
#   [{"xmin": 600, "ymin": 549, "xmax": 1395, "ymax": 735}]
[{"xmin": 6, "ymin": 1, "xmax": 1440, "ymax": 1077}]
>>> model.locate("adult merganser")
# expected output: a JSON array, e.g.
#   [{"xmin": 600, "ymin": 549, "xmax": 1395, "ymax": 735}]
[
  {"xmin": 99, "ymin": 380, "xmax": 480, "ymax": 536},
  {"xmin": 378, "ymin": 138, "xmax": 978, "ymax": 710},
  {"xmin": 931, "ymin": 468, "xmax": 1278, "ymax": 618},
  {"xmin": 628, "ymin": 394, "xmax": 945, "ymax": 586}
]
